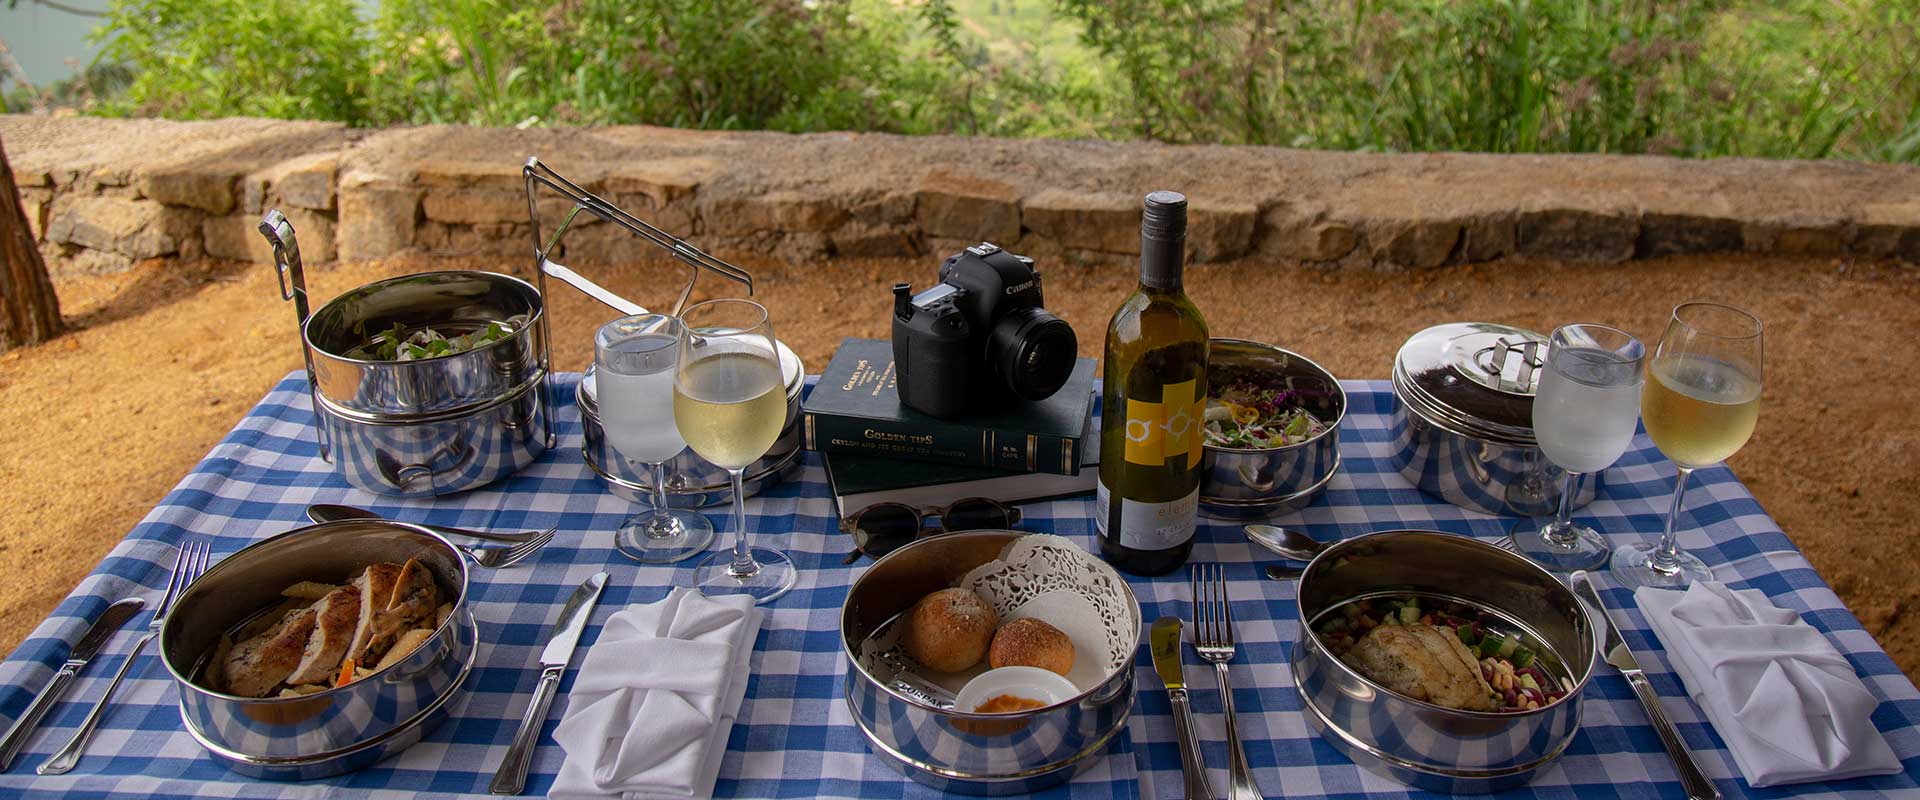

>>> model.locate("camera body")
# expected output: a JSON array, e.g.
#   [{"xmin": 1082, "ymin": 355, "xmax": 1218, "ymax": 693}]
[{"xmin": 892, "ymin": 243, "xmax": 1079, "ymax": 419}]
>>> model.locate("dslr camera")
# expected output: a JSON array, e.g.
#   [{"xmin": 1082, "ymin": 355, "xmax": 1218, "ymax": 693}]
[{"xmin": 892, "ymin": 243, "xmax": 1078, "ymax": 419}]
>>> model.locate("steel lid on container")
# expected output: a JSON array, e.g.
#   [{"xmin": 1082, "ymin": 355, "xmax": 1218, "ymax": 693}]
[{"xmin": 1391, "ymin": 322, "xmax": 1548, "ymax": 446}]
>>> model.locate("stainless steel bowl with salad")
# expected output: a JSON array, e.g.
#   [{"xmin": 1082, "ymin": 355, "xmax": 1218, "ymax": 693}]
[
  {"xmin": 1198, "ymin": 339, "xmax": 1346, "ymax": 519},
  {"xmin": 1289, "ymin": 530, "xmax": 1601, "ymax": 793}
]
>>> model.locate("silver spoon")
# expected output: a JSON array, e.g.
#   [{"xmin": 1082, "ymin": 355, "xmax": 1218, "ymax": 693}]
[
  {"xmin": 306, "ymin": 504, "xmax": 556, "ymax": 569},
  {"xmin": 1243, "ymin": 524, "xmax": 1328, "ymax": 562}
]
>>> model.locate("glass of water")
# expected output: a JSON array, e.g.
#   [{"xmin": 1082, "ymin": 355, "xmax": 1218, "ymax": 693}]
[
  {"xmin": 674, "ymin": 299, "xmax": 794, "ymax": 604},
  {"xmin": 596, "ymin": 314, "xmax": 714, "ymax": 563},
  {"xmin": 1508, "ymin": 323, "xmax": 1645, "ymax": 571}
]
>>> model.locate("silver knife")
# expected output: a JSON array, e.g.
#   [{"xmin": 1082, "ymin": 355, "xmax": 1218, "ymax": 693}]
[
  {"xmin": 1570, "ymin": 571, "xmax": 1720, "ymax": 800},
  {"xmin": 490, "ymin": 571, "xmax": 608, "ymax": 795},
  {"xmin": 0, "ymin": 597, "xmax": 145, "ymax": 772},
  {"xmin": 1151, "ymin": 616, "xmax": 1216, "ymax": 800}
]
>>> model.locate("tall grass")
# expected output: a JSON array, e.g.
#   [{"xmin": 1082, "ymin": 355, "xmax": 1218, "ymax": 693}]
[{"xmin": 78, "ymin": 0, "xmax": 1920, "ymax": 163}]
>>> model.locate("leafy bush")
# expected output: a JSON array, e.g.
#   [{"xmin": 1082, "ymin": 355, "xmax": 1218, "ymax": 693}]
[{"xmin": 77, "ymin": 0, "xmax": 1920, "ymax": 163}]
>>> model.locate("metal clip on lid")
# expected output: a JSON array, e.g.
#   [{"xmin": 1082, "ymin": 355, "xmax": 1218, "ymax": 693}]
[{"xmin": 522, "ymin": 156, "xmax": 754, "ymax": 317}]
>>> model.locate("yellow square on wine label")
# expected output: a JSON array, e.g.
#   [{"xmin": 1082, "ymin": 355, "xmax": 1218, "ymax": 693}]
[
  {"xmin": 1123, "ymin": 397, "xmax": 1165, "ymax": 465},
  {"xmin": 1123, "ymin": 379, "xmax": 1200, "ymax": 467}
]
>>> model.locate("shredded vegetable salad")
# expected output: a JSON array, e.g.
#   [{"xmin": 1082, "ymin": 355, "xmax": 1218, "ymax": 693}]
[
  {"xmin": 1202, "ymin": 379, "xmax": 1328, "ymax": 449},
  {"xmin": 349, "ymin": 315, "xmax": 529, "ymax": 361}
]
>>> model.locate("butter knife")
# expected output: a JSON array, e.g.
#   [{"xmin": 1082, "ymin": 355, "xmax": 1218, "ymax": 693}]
[
  {"xmin": 490, "ymin": 571, "xmax": 607, "ymax": 795},
  {"xmin": 1151, "ymin": 616, "xmax": 1216, "ymax": 800},
  {"xmin": 0, "ymin": 598, "xmax": 144, "ymax": 772},
  {"xmin": 1570, "ymin": 571, "xmax": 1720, "ymax": 800}
]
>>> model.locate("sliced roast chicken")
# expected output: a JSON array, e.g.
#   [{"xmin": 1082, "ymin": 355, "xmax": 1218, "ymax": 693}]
[
  {"xmin": 223, "ymin": 606, "xmax": 319, "ymax": 698},
  {"xmin": 347, "ymin": 558, "xmax": 440, "ymax": 666},
  {"xmin": 215, "ymin": 558, "xmax": 442, "ymax": 698},
  {"xmin": 284, "ymin": 584, "xmax": 363, "ymax": 685},
  {"xmin": 1341, "ymin": 623, "xmax": 1498, "ymax": 711}
]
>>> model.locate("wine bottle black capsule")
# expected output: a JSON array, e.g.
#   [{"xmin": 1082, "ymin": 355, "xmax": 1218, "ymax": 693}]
[{"xmin": 1096, "ymin": 191, "xmax": 1209, "ymax": 576}]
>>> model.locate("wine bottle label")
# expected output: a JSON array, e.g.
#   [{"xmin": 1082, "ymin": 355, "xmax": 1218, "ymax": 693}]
[
  {"xmin": 1096, "ymin": 479, "xmax": 1199, "ymax": 551},
  {"xmin": 1122, "ymin": 378, "xmax": 1205, "ymax": 467}
]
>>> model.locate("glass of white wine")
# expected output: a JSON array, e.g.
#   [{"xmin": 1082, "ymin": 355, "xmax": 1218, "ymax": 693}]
[
  {"xmin": 1611, "ymin": 302, "xmax": 1763, "ymax": 589},
  {"xmin": 1510, "ymin": 324, "xmax": 1645, "ymax": 571},
  {"xmin": 595, "ymin": 314, "xmax": 714, "ymax": 563},
  {"xmin": 674, "ymin": 298, "xmax": 795, "ymax": 604}
]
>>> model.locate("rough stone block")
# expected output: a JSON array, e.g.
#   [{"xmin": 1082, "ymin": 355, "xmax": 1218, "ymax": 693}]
[
  {"xmin": 706, "ymin": 191, "xmax": 847, "ymax": 234},
  {"xmin": 45, "ymin": 195, "xmax": 195, "ymax": 259},
  {"xmin": 338, "ymin": 173, "xmax": 420, "ymax": 261},
  {"xmin": 1021, "ymin": 189, "xmax": 1137, "ymax": 254},
  {"xmin": 416, "ymin": 159, "xmax": 527, "ymax": 192},
  {"xmin": 423, "ymin": 189, "xmax": 525, "ymax": 225},
  {"xmin": 1462, "ymin": 217, "xmax": 1515, "ymax": 262},
  {"xmin": 604, "ymin": 158, "xmax": 714, "ymax": 207},
  {"xmin": 277, "ymin": 155, "xmax": 338, "ymax": 210},
  {"xmin": 1741, "ymin": 216, "xmax": 1848, "ymax": 256},
  {"xmin": 830, "ymin": 221, "xmax": 918, "ymax": 259},
  {"xmin": 1187, "ymin": 200, "xmax": 1256, "ymax": 262},
  {"xmin": 914, "ymin": 169, "xmax": 1020, "ymax": 243},
  {"xmin": 139, "ymin": 168, "xmax": 239, "ymax": 214},
  {"xmin": 1515, "ymin": 209, "xmax": 1637, "ymax": 263},
  {"xmin": 21, "ymin": 197, "xmax": 45, "ymax": 241},
  {"xmin": 1255, "ymin": 204, "xmax": 1358, "ymax": 262},
  {"xmin": 1378, "ymin": 220, "xmax": 1462, "ymax": 268},
  {"xmin": 1636, "ymin": 213, "xmax": 1743, "ymax": 258},
  {"xmin": 849, "ymin": 191, "xmax": 917, "ymax": 225}
]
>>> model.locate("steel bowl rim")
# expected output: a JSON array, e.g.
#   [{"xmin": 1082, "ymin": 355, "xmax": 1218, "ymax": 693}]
[
  {"xmin": 1292, "ymin": 528, "xmax": 1601, "ymax": 720},
  {"xmin": 303, "ymin": 269, "xmax": 545, "ymax": 366},
  {"xmin": 1201, "ymin": 338, "xmax": 1348, "ymax": 455},
  {"xmin": 846, "ymin": 684, "xmax": 1135, "ymax": 781},
  {"xmin": 839, "ymin": 530, "xmax": 1143, "ymax": 720},
  {"xmin": 158, "ymin": 518, "xmax": 473, "ymax": 704},
  {"xmin": 1293, "ymin": 677, "xmax": 1576, "ymax": 779}
]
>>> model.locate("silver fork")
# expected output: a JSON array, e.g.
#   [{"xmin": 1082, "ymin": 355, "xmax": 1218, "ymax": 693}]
[
  {"xmin": 1191, "ymin": 563, "xmax": 1262, "ymax": 800},
  {"xmin": 461, "ymin": 530, "xmax": 557, "ymax": 569},
  {"xmin": 39, "ymin": 539, "xmax": 212, "ymax": 775}
]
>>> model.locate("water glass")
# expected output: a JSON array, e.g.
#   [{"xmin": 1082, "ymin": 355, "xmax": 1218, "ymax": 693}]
[
  {"xmin": 1508, "ymin": 324, "xmax": 1644, "ymax": 571},
  {"xmin": 596, "ymin": 314, "xmax": 714, "ymax": 563}
]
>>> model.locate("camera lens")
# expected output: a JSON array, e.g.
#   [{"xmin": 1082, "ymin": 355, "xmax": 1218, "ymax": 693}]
[{"xmin": 986, "ymin": 308, "xmax": 1078, "ymax": 401}]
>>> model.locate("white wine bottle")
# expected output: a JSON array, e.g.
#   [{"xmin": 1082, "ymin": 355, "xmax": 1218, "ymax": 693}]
[{"xmin": 1097, "ymin": 191, "xmax": 1209, "ymax": 576}]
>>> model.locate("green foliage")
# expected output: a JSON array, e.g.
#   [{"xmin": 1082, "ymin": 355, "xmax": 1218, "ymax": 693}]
[{"xmin": 74, "ymin": 0, "xmax": 1920, "ymax": 163}]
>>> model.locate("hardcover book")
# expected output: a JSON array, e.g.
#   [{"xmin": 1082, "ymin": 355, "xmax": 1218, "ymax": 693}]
[
  {"xmin": 801, "ymin": 338, "xmax": 1096, "ymax": 476},
  {"xmin": 824, "ymin": 426, "xmax": 1100, "ymax": 518}
]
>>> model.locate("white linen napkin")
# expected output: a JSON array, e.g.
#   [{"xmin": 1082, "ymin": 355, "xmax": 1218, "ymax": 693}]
[
  {"xmin": 1635, "ymin": 581, "xmax": 1900, "ymax": 788},
  {"xmin": 550, "ymin": 588, "xmax": 762, "ymax": 800}
]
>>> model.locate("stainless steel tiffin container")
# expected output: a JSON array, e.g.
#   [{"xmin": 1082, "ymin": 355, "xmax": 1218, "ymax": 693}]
[
  {"xmin": 840, "ymin": 531, "xmax": 1140, "ymax": 795},
  {"xmin": 158, "ymin": 520, "xmax": 478, "ymax": 780},
  {"xmin": 1198, "ymin": 339, "xmax": 1346, "ymax": 519},
  {"xmin": 1289, "ymin": 530, "xmax": 1602, "ymax": 793},
  {"xmin": 1389, "ymin": 322, "xmax": 1599, "ymax": 517},
  {"xmin": 260, "ymin": 212, "xmax": 554, "ymax": 497}
]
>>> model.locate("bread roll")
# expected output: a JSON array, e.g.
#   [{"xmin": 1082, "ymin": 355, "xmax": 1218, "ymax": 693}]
[
  {"xmin": 988, "ymin": 618, "xmax": 1075, "ymax": 676},
  {"xmin": 902, "ymin": 588, "xmax": 998, "ymax": 672}
]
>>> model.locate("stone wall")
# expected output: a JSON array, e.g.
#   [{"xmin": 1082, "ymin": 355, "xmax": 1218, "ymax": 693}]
[{"xmin": 4, "ymin": 114, "xmax": 1918, "ymax": 276}]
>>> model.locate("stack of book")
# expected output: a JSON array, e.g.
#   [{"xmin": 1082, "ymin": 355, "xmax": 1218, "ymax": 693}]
[{"xmin": 802, "ymin": 338, "xmax": 1099, "ymax": 518}]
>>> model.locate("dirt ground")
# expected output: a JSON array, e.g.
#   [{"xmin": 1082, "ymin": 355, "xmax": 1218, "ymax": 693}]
[{"xmin": 2, "ymin": 250, "xmax": 1916, "ymax": 681}]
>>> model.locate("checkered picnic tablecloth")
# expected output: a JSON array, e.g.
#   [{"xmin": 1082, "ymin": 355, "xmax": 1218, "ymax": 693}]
[{"xmin": 2, "ymin": 373, "xmax": 1916, "ymax": 799}]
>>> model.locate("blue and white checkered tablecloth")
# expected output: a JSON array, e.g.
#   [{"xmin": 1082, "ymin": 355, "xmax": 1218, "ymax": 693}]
[{"xmin": 2, "ymin": 373, "xmax": 1916, "ymax": 799}]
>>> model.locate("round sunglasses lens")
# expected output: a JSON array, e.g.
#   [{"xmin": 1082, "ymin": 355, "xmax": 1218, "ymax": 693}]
[
  {"xmin": 940, "ymin": 499, "xmax": 1013, "ymax": 531},
  {"xmin": 851, "ymin": 504, "xmax": 920, "ymax": 557}
]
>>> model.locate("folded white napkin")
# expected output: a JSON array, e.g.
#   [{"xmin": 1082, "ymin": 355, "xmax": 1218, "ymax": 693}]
[
  {"xmin": 1636, "ymin": 581, "xmax": 1900, "ymax": 788},
  {"xmin": 550, "ymin": 588, "xmax": 762, "ymax": 800}
]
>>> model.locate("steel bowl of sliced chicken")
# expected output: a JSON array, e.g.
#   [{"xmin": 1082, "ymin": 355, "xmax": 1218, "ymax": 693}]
[
  {"xmin": 1288, "ymin": 530, "xmax": 1602, "ymax": 794},
  {"xmin": 157, "ymin": 519, "xmax": 478, "ymax": 780}
]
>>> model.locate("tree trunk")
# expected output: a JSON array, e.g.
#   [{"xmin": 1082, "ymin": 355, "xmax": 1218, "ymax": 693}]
[{"xmin": 0, "ymin": 133, "xmax": 61, "ymax": 352}]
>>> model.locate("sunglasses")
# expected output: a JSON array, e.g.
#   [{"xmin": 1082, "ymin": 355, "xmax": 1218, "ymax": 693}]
[{"xmin": 839, "ymin": 497, "xmax": 1023, "ymax": 564}]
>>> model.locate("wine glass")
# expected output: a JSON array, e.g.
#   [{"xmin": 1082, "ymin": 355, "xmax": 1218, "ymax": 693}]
[
  {"xmin": 1611, "ymin": 302, "xmax": 1763, "ymax": 589},
  {"xmin": 1509, "ymin": 324, "xmax": 1645, "ymax": 571},
  {"xmin": 596, "ymin": 314, "xmax": 715, "ymax": 563},
  {"xmin": 674, "ymin": 298, "xmax": 795, "ymax": 604}
]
